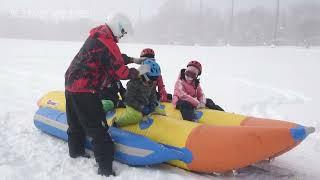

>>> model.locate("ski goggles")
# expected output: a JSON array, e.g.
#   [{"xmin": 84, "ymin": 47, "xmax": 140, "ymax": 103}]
[{"xmin": 185, "ymin": 70, "xmax": 198, "ymax": 79}]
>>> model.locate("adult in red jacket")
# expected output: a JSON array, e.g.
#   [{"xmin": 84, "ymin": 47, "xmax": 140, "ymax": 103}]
[{"xmin": 64, "ymin": 13, "xmax": 138, "ymax": 177}]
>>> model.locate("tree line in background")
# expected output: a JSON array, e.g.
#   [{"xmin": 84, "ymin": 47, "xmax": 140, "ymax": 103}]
[
  {"xmin": 1, "ymin": 1, "xmax": 320, "ymax": 46},
  {"xmin": 134, "ymin": 1, "xmax": 320, "ymax": 46},
  {"xmin": 0, "ymin": 13, "xmax": 95, "ymax": 41}
]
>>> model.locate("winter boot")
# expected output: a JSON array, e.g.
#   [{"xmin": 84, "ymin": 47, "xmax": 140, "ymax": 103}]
[
  {"xmin": 70, "ymin": 152, "xmax": 91, "ymax": 159},
  {"xmin": 98, "ymin": 160, "xmax": 116, "ymax": 177},
  {"xmin": 98, "ymin": 167, "xmax": 116, "ymax": 177},
  {"xmin": 206, "ymin": 98, "xmax": 224, "ymax": 111},
  {"xmin": 68, "ymin": 134, "xmax": 89, "ymax": 158}
]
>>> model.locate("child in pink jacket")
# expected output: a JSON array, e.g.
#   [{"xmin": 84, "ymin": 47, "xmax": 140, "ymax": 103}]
[{"xmin": 172, "ymin": 60, "xmax": 224, "ymax": 121}]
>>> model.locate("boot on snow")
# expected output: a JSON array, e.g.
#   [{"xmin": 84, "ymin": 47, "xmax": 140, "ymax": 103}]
[
  {"xmin": 70, "ymin": 152, "xmax": 91, "ymax": 159},
  {"xmin": 206, "ymin": 98, "xmax": 224, "ymax": 111},
  {"xmin": 98, "ymin": 167, "xmax": 116, "ymax": 177}
]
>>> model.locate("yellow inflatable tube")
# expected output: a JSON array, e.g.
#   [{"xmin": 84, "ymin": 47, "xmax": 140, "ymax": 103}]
[
  {"xmin": 38, "ymin": 91, "xmax": 296, "ymax": 128},
  {"xmin": 163, "ymin": 102, "xmax": 297, "ymax": 128},
  {"xmin": 37, "ymin": 91, "xmax": 313, "ymax": 173}
]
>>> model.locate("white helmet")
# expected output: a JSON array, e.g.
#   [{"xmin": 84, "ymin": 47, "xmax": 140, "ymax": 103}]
[{"xmin": 106, "ymin": 13, "xmax": 133, "ymax": 40}]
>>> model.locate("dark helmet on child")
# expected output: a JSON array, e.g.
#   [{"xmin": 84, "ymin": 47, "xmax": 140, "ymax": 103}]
[
  {"xmin": 140, "ymin": 48, "xmax": 155, "ymax": 58},
  {"xmin": 187, "ymin": 60, "xmax": 202, "ymax": 75},
  {"xmin": 140, "ymin": 59, "xmax": 161, "ymax": 82}
]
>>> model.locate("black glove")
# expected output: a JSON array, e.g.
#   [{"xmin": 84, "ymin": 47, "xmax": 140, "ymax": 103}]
[
  {"xmin": 116, "ymin": 100, "xmax": 126, "ymax": 108},
  {"xmin": 167, "ymin": 94, "xmax": 173, "ymax": 101}
]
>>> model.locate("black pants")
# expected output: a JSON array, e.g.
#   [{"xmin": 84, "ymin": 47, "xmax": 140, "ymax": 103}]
[
  {"xmin": 156, "ymin": 92, "xmax": 173, "ymax": 102},
  {"xmin": 65, "ymin": 91, "xmax": 114, "ymax": 170},
  {"xmin": 176, "ymin": 98, "xmax": 224, "ymax": 121},
  {"xmin": 206, "ymin": 98, "xmax": 224, "ymax": 111},
  {"xmin": 176, "ymin": 100, "xmax": 196, "ymax": 121}
]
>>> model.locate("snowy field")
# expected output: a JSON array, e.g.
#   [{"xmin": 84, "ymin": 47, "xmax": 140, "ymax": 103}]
[{"xmin": 0, "ymin": 38, "xmax": 320, "ymax": 179}]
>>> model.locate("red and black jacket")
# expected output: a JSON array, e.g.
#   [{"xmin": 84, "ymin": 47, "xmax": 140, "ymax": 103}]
[{"xmin": 65, "ymin": 25, "xmax": 133, "ymax": 94}]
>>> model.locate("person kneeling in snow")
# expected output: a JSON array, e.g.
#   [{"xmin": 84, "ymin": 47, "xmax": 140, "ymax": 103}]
[
  {"xmin": 172, "ymin": 60, "xmax": 224, "ymax": 121},
  {"xmin": 114, "ymin": 59, "xmax": 166, "ymax": 127}
]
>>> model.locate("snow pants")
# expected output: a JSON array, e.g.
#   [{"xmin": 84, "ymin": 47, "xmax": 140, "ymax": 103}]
[
  {"xmin": 176, "ymin": 100, "xmax": 197, "ymax": 121},
  {"xmin": 176, "ymin": 98, "xmax": 224, "ymax": 121},
  {"xmin": 65, "ymin": 91, "xmax": 114, "ymax": 171},
  {"xmin": 156, "ymin": 92, "xmax": 173, "ymax": 102},
  {"xmin": 206, "ymin": 98, "xmax": 224, "ymax": 111}
]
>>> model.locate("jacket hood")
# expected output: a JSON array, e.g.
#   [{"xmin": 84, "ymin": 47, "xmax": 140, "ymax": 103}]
[{"xmin": 89, "ymin": 24, "xmax": 118, "ymax": 43}]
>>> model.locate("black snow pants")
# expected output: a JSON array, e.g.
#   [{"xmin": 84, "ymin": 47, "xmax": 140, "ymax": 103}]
[
  {"xmin": 176, "ymin": 100, "xmax": 196, "ymax": 121},
  {"xmin": 65, "ymin": 91, "xmax": 114, "ymax": 171},
  {"xmin": 176, "ymin": 98, "xmax": 224, "ymax": 121},
  {"xmin": 156, "ymin": 92, "xmax": 173, "ymax": 102},
  {"xmin": 205, "ymin": 98, "xmax": 224, "ymax": 111}
]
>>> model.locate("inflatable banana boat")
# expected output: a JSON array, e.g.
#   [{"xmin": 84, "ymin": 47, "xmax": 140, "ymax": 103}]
[{"xmin": 35, "ymin": 91, "xmax": 315, "ymax": 173}]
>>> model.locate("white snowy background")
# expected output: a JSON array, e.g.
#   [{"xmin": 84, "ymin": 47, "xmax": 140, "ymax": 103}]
[{"xmin": 0, "ymin": 38, "xmax": 320, "ymax": 179}]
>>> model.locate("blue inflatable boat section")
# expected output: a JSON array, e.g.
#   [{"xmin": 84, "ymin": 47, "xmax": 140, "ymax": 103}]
[{"xmin": 34, "ymin": 107, "xmax": 188, "ymax": 166}]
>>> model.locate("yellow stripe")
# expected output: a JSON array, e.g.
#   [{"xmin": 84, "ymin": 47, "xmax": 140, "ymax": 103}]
[
  {"xmin": 112, "ymin": 110, "xmax": 198, "ymax": 170},
  {"xmin": 37, "ymin": 91, "xmax": 246, "ymax": 170},
  {"xmin": 162, "ymin": 103, "xmax": 246, "ymax": 126},
  {"xmin": 37, "ymin": 91, "xmax": 301, "ymax": 172},
  {"xmin": 113, "ymin": 110, "xmax": 198, "ymax": 148},
  {"xmin": 38, "ymin": 92, "xmax": 196, "ymax": 169},
  {"xmin": 199, "ymin": 109, "xmax": 246, "ymax": 126},
  {"xmin": 37, "ymin": 91, "xmax": 247, "ymax": 127}
]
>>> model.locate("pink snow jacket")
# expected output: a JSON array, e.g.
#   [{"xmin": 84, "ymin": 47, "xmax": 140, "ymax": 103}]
[
  {"xmin": 172, "ymin": 69, "xmax": 206, "ymax": 107},
  {"xmin": 155, "ymin": 75, "xmax": 168, "ymax": 102}
]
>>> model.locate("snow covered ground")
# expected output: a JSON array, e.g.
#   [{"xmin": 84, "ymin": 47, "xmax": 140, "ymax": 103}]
[{"xmin": 0, "ymin": 38, "xmax": 319, "ymax": 179}]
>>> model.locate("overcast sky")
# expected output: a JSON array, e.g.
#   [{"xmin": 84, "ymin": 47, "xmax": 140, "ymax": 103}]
[{"xmin": 0, "ymin": 0, "xmax": 314, "ymax": 22}]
